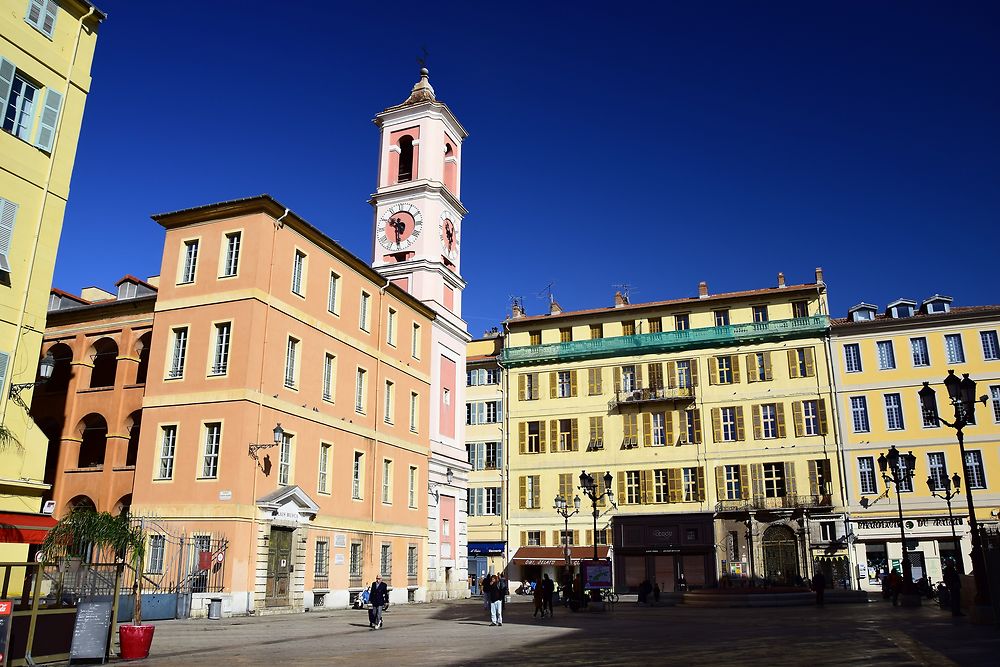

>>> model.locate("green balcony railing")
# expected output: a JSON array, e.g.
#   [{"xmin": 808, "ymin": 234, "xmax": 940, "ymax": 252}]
[{"xmin": 501, "ymin": 315, "xmax": 829, "ymax": 367}]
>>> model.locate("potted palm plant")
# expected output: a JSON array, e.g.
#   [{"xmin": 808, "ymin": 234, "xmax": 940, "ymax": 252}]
[{"xmin": 41, "ymin": 508, "xmax": 153, "ymax": 660}]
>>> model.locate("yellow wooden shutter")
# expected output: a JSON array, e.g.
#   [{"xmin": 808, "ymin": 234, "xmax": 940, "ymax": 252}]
[
  {"xmin": 519, "ymin": 422, "xmax": 527, "ymax": 454},
  {"xmin": 571, "ymin": 418, "xmax": 579, "ymax": 451},
  {"xmin": 747, "ymin": 354, "xmax": 758, "ymax": 382},
  {"xmin": 805, "ymin": 347, "xmax": 815, "ymax": 377},
  {"xmin": 731, "ymin": 355, "xmax": 741, "ymax": 383},
  {"xmin": 666, "ymin": 361, "xmax": 677, "ymax": 389},
  {"xmin": 549, "ymin": 372, "xmax": 557, "ymax": 399},
  {"xmin": 715, "ymin": 466, "xmax": 726, "ymax": 500},
  {"xmin": 751, "ymin": 404, "xmax": 762, "ymax": 440},
  {"xmin": 711, "ymin": 408, "xmax": 722, "ymax": 443},
  {"xmin": 532, "ymin": 475, "xmax": 540, "ymax": 508},
  {"xmin": 642, "ymin": 413, "xmax": 652, "ymax": 447},
  {"xmin": 539, "ymin": 531, "xmax": 545, "ymax": 546},
  {"xmin": 613, "ymin": 366, "xmax": 621, "ymax": 392},
  {"xmin": 775, "ymin": 403, "xmax": 787, "ymax": 438},
  {"xmin": 763, "ymin": 352, "xmax": 772, "ymax": 380},
  {"xmin": 691, "ymin": 409, "xmax": 702, "ymax": 444},
  {"xmin": 787, "ymin": 349, "xmax": 799, "ymax": 378},
  {"xmin": 808, "ymin": 460, "xmax": 819, "ymax": 497},
  {"xmin": 520, "ymin": 530, "xmax": 526, "ymax": 546},
  {"xmin": 635, "ymin": 363, "xmax": 645, "ymax": 389},
  {"xmin": 708, "ymin": 357, "xmax": 718, "ymax": 385},
  {"xmin": 518, "ymin": 374, "xmax": 526, "ymax": 401},
  {"xmin": 530, "ymin": 373, "xmax": 539, "ymax": 400},
  {"xmin": 735, "ymin": 406, "xmax": 746, "ymax": 441},
  {"xmin": 784, "ymin": 462, "xmax": 797, "ymax": 497},
  {"xmin": 696, "ymin": 467, "xmax": 706, "ymax": 501},
  {"xmin": 641, "ymin": 470, "xmax": 653, "ymax": 504},
  {"xmin": 552, "ymin": 530, "xmax": 560, "ymax": 546},
  {"xmin": 519, "ymin": 476, "xmax": 526, "ymax": 509},
  {"xmin": 617, "ymin": 471, "xmax": 626, "ymax": 504},
  {"xmin": 817, "ymin": 399, "xmax": 829, "ymax": 435},
  {"xmin": 667, "ymin": 468, "xmax": 682, "ymax": 503},
  {"xmin": 650, "ymin": 363, "xmax": 663, "ymax": 389},
  {"xmin": 751, "ymin": 463, "xmax": 764, "ymax": 497},
  {"xmin": 739, "ymin": 465, "xmax": 750, "ymax": 499},
  {"xmin": 665, "ymin": 411, "xmax": 674, "ymax": 445},
  {"xmin": 538, "ymin": 421, "xmax": 547, "ymax": 453},
  {"xmin": 586, "ymin": 529, "xmax": 592, "ymax": 546},
  {"xmin": 573, "ymin": 530, "xmax": 580, "ymax": 546},
  {"xmin": 550, "ymin": 420, "xmax": 559, "ymax": 451},
  {"xmin": 570, "ymin": 370, "xmax": 578, "ymax": 397},
  {"xmin": 792, "ymin": 401, "xmax": 804, "ymax": 437},
  {"xmin": 690, "ymin": 359, "xmax": 699, "ymax": 387}
]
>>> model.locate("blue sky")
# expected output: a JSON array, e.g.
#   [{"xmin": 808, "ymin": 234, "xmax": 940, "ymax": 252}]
[{"xmin": 58, "ymin": 1, "xmax": 1000, "ymax": 333}]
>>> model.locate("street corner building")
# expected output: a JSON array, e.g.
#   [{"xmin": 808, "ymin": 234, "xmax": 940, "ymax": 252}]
[
  {"xmin": 501, "ymin": 271, "xmax": 851, "ymax": 591},
  {"xmin": 0, "ymin": 0, "xmax": 105, "ymax": 564},
  {"xmin": 30, "ymin": 68, "xmax": 474, "ymax": 616}
]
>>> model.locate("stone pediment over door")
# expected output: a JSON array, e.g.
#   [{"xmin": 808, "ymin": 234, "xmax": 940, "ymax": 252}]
[{"xmin": 257, "ymin": 485, "xmax": 320, "ymax": 528}]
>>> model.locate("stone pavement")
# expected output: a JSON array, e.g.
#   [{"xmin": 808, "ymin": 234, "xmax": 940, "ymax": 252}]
[{"xmin": 135, "ymin": 596, "xmax": 999, "ymax": 666}]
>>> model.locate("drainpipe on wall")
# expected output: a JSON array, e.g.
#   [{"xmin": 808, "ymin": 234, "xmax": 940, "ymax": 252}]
[{"xmin": 823, "ymin": 332, "xmax": 856, "ymax": 589}]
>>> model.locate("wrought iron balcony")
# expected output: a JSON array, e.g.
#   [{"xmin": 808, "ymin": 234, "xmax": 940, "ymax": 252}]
[
  {"xmin": 715, "ymin": 493, "xmax": 834, "ymax": 513},
  {"xmin": 502, "ymin": 315, "xmax": 829, "ymax": 367},
  {"xmin": 608, "ymin": 385, "xmax": 695, "ymax": 411}
]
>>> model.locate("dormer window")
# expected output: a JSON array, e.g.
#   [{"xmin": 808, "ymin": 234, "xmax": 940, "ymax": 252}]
[
  {"xmin": 48, "ymin": 293, "xmax": 60, "ymax": 311},
  {"xmin": 921, "ymin": 295, "xmax": 953, "ymax": 315},
  {"xmin": 848, "ymin": 303, "xmax": 878, "ymax": 322},
  {"xmin": 118, "ymin": 282, "xmax": 138, "ymax": 300},
  {"xmin": 887, "ymin": 299, "xmax": 916, "ymax": 319}
]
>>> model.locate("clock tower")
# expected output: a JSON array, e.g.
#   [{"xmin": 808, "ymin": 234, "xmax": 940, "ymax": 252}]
[{"xmin": 371, "ymin": 69, "xmax": 471, "ymax": 601}]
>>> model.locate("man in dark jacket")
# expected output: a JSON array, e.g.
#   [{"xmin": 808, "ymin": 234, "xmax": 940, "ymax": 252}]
[
  {"xmin": 368, "ymin": 575, "xmax": 388, "ymax": 629},
  {"xmin": 540, "ymin": 573, "xmax": 555, "ymax": 618},
  {"xmin": 943, "ymin": 564, "xmax": 963, "ymax": 616},
  {"xmin": 812, "ymin": 570, "xmax": 827, "ymax": 606}
]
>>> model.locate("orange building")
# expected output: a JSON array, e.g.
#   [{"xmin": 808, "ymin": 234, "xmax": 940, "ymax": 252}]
[
  {"xmin": 31, "ymin": 276, "xmax": 156, "ymax": 517},
  {"xmin": 126, "ymin": 195, "xmax": 437, "ymax": 615}
]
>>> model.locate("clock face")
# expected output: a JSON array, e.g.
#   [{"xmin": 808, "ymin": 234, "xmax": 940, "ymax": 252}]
[
  {"xmin": 440, "ymin": 213, "xmax": 459, "ymax": 261},
  {"xmin": 377, "ymin": 203, "xmax": 423, "ymax": 251}
]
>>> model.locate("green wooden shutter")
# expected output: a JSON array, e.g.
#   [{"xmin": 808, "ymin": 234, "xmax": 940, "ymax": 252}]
[
  {"xmin": 641, "ymin": 470, "xmax": 653, "ymax": 504},
  {"xmin": 791, "ymin": 401, "xmax": 804, "ymax": 437},
  {"xmin": 613, "ymin": 366, "xmax": 621, "ymax": 392},
  {"xmin": 34, "ymin": 88, "xmax": 63, "ymax": 152},
  {"xmin": 0, "ymin": 59, "xmax": 15, "ymax": 115},
  {"xmin": 775, "ymin": 403, "xmax": 787, "ymax": 438},
  {"xmin": 787, "ymin": 349, "xmax": 799, "ymax": 378},
  {"xmin": 751, "ymin": 404, "xmax": 762, "ymax": 440},
  {"xmin": 642, "ymin": 413, "xmax": 652, "ymax": 447},
  {"xmin": 538, "ymin": 421, "xmax": 547, "ymax": 453},
  {"xmin": 530, "ymin": 373, "xmax": 539, "ymax": 400},
  {"xmin": 0, "ymin": 198, "xmax": 18, "ymax": 271},
  {"xmin": 735, "ymin": 406, "xmax": 745, "ymax": 441}
]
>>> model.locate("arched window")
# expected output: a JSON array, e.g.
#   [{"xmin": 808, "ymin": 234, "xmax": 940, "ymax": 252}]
[
  {"xmin": 89, "ymin": 338, "xmax": 119, "ymax": 389},
  {"xmin": 443, "ymin": 141, "xmax": 457, "ymax": 193},
  {"xmin": 114, "ymin": 494, "xmax": 133, "ymax": 517},
  {"xmin": 125, "ymin": 411, "xmax": 141, "ymax": 467},
  {"xmin": 135, "ymin": 332, "xmax": 152, "ymax": 385},
  {"xmin": 398, "ymin": 135, "xmax": 414, "ymax": 182},
  {"xmin": 46, "ymin": 343, "xmax": 73, "ymax": 393},
  {"xmin": 77, "ymin": 414, "xmax": 108, "ymax": 468}
]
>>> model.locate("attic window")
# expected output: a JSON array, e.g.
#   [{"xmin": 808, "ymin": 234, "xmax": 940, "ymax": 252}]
[
  {"xmin": 118, "ymin": 282, "xmax": 138, "ymax": 300},
  {"xmin": 48, "ymin": 293, "xmax": 60, "ymax": 311},
  {"xmin": 928, "ymin": 301, "xmax": 949, "ymax": 314},
  {"xmin": 891, "ymin": 305, "xmax": 913, "ymax": 318}
]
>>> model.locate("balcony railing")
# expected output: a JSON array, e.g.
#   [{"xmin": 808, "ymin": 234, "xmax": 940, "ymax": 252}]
[
  {"xmin": 502, "ymin": 315, "xmax": 829, "ymax": 367},
  {"xmin": 608, "ymin": 385, "xmax": 695, "ymax": 411},
  {"xmin": 715, "ymin": 493, "xmax": 834, "ymax": 513}
]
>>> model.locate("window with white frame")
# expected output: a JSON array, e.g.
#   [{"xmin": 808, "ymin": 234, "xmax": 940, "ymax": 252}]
[
  {"xmin": 314, "ymin": 540, "xmax": 329, "ymax": 577},
  {"xmin": 760, "ymin": 404, "xmax": 778, "ymax": 439},
  {"xmin": 408, "ymin": 466, "xmax": 417, "ymax": 507},
  {"xmin": 802, "ymin": 400, "xmax": 820, "ymax": 436},
  {"xmin": 752, "ymin": 305, "xmax": 769, "ymax": 322},
  {"xmin": 407, "ymin": 546, "xmax": 418, "ymax": 577},
  {"xmin": 380, "ymin": 544, "xmax": 391, "ymax": 577},
  {"xmin": 884, "ymin": 393, "xmax": 904, "ymax": 430},
  {"xmin": 944, "ymin": 333, "xmax": 965, "ymax": 364},
  {"xmin": 876, "ymin": 341, "xmax": 896, "ymax": 370},
  {"xmin": 352, "ymin": 452, "xmax": 363, "ymax": 499},
  {"xmin": 467, "ymin": 368, "xmax": 501, "ymax": 386},
  {"xmin": 682, "ymin": 467, "xmax": 699, "ymax": 502},
  {"xmin": 222, "ymin": 232, "xmax": 241, "ymax": 277},
  {"xmin": 180, "ymin": 240, "xmax": 199, "ymax": 283},
  {"xmin": 724, "ymin": 465, "xmax": 742, "ymax": 500},
  {"xmin": 720, "ymin": 406, "xmax": 737, "ymax": 441},
  {"xmin": 291, "ymin": 250, "xmax": 306, "ymax": 296},
  {"xmin": 25, "ymin": 1, "xmax": 58, "ymax": 37},
  {"xmin": 911, "ymin": 337, "xmax": 930, "ymax": 366},
  {"xmin": 284, "ymin": 337, "xmax": 299, "ymax": 389},
  {"xmin": 168, "ymin": 327, "xmax": 188, "ymax": 378},
  {"xmin": 212, "ymin": 322, "xmax": 231, "ymax": 375},
  {"xmin": 409, "ymin": 391, "xmax": 418, "ymax": 432},
  {"xmin": 322, "ymin": 353, "xmax": 335, "ymax": 401},
  {"xmin": 327, "ymin": 272, "xmax": 340, "ymax": 314},
  {"xmin": 851, "ymin": 396, "xmax": 870, "ymax": 433},
  {"xmin": 677, "ymin": 360, "xmax": 693, "ymax": 388},
  {"xmin": 651, "ymin": 412, "xmax": 666, "ymax": 446},
  {"xmin": 384, "ymin": 380, "xmax": 394, "ymax": 424},
  {"xmin": 844, "ymin": 343, "xmax": 862, "ymax": 373},
  {"xmin": 625, "ymin": 471, "xmax": 641, "ymax": 504},
  {"xmin": 411, "ymin": 323, "xmax": 421, "ymax": 358},
  {"xmin": 349, "ymin": 542, "xmax": 363, "ymax": 577},
  {"xmin": 278, "ymin": 432, "xmax": 292, "ymax": 485},
  {"xmin": 716, "ymin": 356, "xmax": 733, "ymax": 384},
  {"xmin": 621, "ymin": 365, "xmax": 637, "ymax": 392},
  {"xmin": 318, "ymin": 443, "xmax": 331, "ymax": 493},
  {"xmin": 557, "ymin": 370, "xmax": 572, "ymax": 398},
  {"xmin": 355, "ymin": 368, "xmax": 367, "ymax": 413},
  {"xmin": 2, "ymin": 67, "xmax": 38, "ymax": 141},
  {"xmin": 202, "ymin": 422, "xmax": 221, "ymax": 478},
  {"xmin": 467, "ymin": 441, "xmax": 502, "ymax": 471},
  {"xmin": 387, "ymin": 308, "xmax": 397, "ymax": 346},
  {"xmin": 896, "ymin": 455, "xmax": 913, "ymax": 492},
  {"xmin": 359, "ymin": 292, "xmax": 371, "ymax": 332},
  {"xmin": 762, "ymin": 463, "xmax": 785, "ymax": 498},
  {"xmin": 820, "ymin": 522, "xmax": 836, "ymax": 542},
  {"xmin": 927, "ymin": 452, "xmax": 948, "ymax": 491},
  {"xmin": 525, "ymin": 531, "xmax": 542, "ymax": 546},
  {"xmin": 382, "ymin": 459, "xmax": 392, "ymax": 503},
  {"xmin": 991, "ymin": 385, "xmax": 1000, "ymax": 423},
  {"xmin": 922, "ymin": 391, "xmax": 940, "ymax": 428},
  {"xmin": 858, "ymin": 456, "xmax": 877, "ymax": 495},
  {"xmin": 964, "ymin": 450, "xmax": 986, "ymax": 489},
  {"xmin": 147, "ymin": 535, "xmax": 165, "ymax": 573},
  {"xmin": 157, "ymin": 426, "xmax": 177, "ymax": 480},
  {"xmin": 466, "ymin": 400, "xmax": 502, "ymax": 425},
  {"xmin": 981, "ymin": 331, "xmax": 999, "ymax": 361}
]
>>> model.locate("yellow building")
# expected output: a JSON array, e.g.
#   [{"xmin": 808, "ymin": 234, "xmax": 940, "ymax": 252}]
[
  {"xmin": 0, "ymin": 0, "xmax": 104, "ymax": 560},
  {"xmin": 832, "ymin": 296, "xmax": 1000, "ymax": 592},
  {"xmin": 502, "ymin": 271, "xmax": 849, "ymax": 592},
  {"xmin": 464, "ymin": 333, "xmax": 505, "ymax": 591}
]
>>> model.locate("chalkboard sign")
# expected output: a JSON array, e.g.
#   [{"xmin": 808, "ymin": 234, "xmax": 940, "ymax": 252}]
[
  {"xmin": 70, "ymin": 597, "xmax": 114, "ymax": 662},
  {"xmin": 0, "ymin": 600, "xmax": 13, "ymax": 667}
]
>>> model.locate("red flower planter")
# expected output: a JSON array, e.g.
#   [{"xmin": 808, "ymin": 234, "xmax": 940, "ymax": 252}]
[{"xmin": 119, "ymin": 624, "xmax": 155, "ymax": 660}]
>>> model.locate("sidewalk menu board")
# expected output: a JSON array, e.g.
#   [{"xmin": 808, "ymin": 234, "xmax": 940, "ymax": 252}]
[
  {"xmin": 581, "ymin": 560, "xmax": 613, "ymax": 590},
  {"xmin": 70, "ymin": 597, "xmax": 114, "ymax": 662}
]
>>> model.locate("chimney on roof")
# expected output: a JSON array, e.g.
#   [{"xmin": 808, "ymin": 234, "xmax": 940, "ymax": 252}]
[
  {"xmin": 815, "ymin": 267, "xmax": 824, "ymax": 285},
  {"xmin": 698, "ymin": 281, "xmax": 709, "ymax": 299},
  {"xmin": 511, "ymin": 298, "xmax": 525, "ymax": 319},
  {"xmin": 614, "ymin": 291, "xmax": 629, "ymax": 307},
  {"xmin": 549, "ymin": 295, "xmax": 562, "ymax": 315},
  {"xmin": 777, "ymin": 272, "xmax": 786, "ymax": 288}
]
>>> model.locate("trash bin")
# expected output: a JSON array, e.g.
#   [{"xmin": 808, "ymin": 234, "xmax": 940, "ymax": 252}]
[{"xmin": 208, "ymin": 598, "xmax": 222, "ymax": 620}]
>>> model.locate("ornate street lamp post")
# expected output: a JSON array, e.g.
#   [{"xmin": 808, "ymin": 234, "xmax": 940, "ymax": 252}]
[
  {"xmin": 877, "ymin": 445, "xmax": 919, "ymax": 604},
  {"xmin": 554, "ymin": 494, "xmax": 581, "ymax": 573},
  {"xmin": 926, "ymin": 471, "xmax": 963, "ymax": 573},
  {"xmin": 919, "ymin": 371, "xmax": 991, "ymax": 607},
  {"xmin": 578, "ymin": 470, "xmax": 614, "ymax": 561}
]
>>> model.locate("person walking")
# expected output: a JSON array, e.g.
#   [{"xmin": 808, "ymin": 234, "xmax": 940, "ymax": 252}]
[
  {"xmin": 811, "ymin": 570, "xmax": 827, "ymax": 606},
  {"xmin": 943, "ymin": 564, "xmax": 963, "ymax": 616},
  {"xmin": 485, "ymin": 574, "xmax": 504, "ymax": 626},
  {"xmin": 887, "ymin": 569, "xmax": 902, "ymax": 607},
  {"xmin": 532, "ymin": 580, "xmax": 545, "ymax": 618},
  {"xmin": 368, "ymin": 574, "xmax": 388, "ymax": 630},
  {"xmin": 541, "ymin": 573, "xmax": 555, "ymax": 618}
]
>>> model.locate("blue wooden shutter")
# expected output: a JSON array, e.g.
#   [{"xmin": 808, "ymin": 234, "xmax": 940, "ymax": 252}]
[
  {"xmin": 0, "ymin": 351, "xmax": 9, "ymax": 397},
  {"xmin": 0, "ymin": 58, "xmax": 15, "ymax": 110},
  {"xmin": 41, "ymin": 0, "xmax": 58, "ymax": 35},
  {"xmin": 34, "ymin": 88, "xmax": 63, "ymax": 152},
  {"xmin": 0, "ymin": 198, "xmax": 17, "ymax": 272}
]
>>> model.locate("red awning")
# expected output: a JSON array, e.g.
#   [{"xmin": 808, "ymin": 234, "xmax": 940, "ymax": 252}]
[
  {"xmin": 510, "ymin": 546, "xmax": 610, "ymax": 565},
  {"xmin": 0, "ymin": 512, "xmax": 57, "ymax": 544}
]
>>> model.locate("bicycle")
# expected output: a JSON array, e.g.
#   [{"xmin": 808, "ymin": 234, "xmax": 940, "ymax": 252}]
[{"xmin": 599, "ymin": 589, "xmax": 619, "ymax": 604}]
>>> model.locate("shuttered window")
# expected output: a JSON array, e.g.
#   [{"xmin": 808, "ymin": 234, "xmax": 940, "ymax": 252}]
[
  {"xmin": 588, "ymin": 416, "xmax": 604, "ymax": 451},
  {"xmin": 25, "ymin": 0, "xmax": 58, "ymax": 37},
  {"xmin": 0, "ymin": 351, "xmax": 10, "ymax": 401},
  {"xmin": 33, "ymin": 88, "xmax": 62, "ymax": 152},
  {"xmin": 0, "ymin": 196, "xmax": 17, "ymax": 272}
]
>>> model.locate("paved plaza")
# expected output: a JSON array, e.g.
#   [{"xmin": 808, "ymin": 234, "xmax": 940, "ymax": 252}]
[{"xmin": 136, "ymin": 596, "xmax": 999, "ymax": 666}]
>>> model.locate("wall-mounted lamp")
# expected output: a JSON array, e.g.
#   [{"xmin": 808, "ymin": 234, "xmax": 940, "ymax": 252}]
[
  {"xmin": 248, "ymin": 423, "xmax": 284, "ymax": 471},
  {"xmin": 8, "ymin": 352, "xmax": 55, "ymax": 413},
  {"xmin": 429, "ymin": 467, "xmax": 455, "ymax": 504}
]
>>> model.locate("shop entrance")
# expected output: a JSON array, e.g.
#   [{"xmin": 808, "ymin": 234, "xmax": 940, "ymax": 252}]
[
  {"xmin": 265, "ymin": 527, "xmax": 294, "ymax": 607},
  {"xmin": 762, "ymin": 525, "xmax": 799, "ymax": 584}
]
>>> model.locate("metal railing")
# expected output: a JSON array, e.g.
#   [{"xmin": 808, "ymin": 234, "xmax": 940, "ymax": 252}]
[
  {"xmin": 608, "ymin": 385, "xmax": 695, "ymax": 411},
  {"xmin": 502, "ymin": 315, "xmax": 829, "ymax": 366},
  {"xmin": 715, "ymin": 493, "xmax": 834, "ymax": 512}
]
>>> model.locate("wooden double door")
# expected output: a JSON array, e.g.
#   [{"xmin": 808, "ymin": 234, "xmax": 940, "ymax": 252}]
[{"xmin": 265, "ymin": 527, "xmax": 294, "ymax": 607}]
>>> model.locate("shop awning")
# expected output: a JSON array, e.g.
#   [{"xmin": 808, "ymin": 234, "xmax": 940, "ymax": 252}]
[
  {"xmin": 468, "ymin": 541, "xmax": 506, "ymax": 556},
  {"xmin": 511, "ymin": 546, "xmax": 610, "ymax": 565},
  {"xmin": 0, "ymin": 512, "xmax": 57, "ymax": 544}
]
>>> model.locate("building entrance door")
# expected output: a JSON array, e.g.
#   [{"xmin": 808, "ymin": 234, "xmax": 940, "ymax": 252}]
[
  {"xmin": 265, "ymin": 527, "xmax": 294, "ymax": 607},
  {"xmin": 762, "ymin": 525, "xmax": 799, "ymax": 584}
]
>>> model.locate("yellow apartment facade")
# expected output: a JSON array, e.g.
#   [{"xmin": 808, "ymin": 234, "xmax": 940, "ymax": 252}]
[
  {"xmin": 502, "ymin": 271, "xmax": 850, "ymax": 592},
  {"xmin": 0, "ymin": 0, "xmax": 103, "ymax": 560},
  {"xmin": 832, "ymin": 297, "xmax": 1000, "ymax": 592}
]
